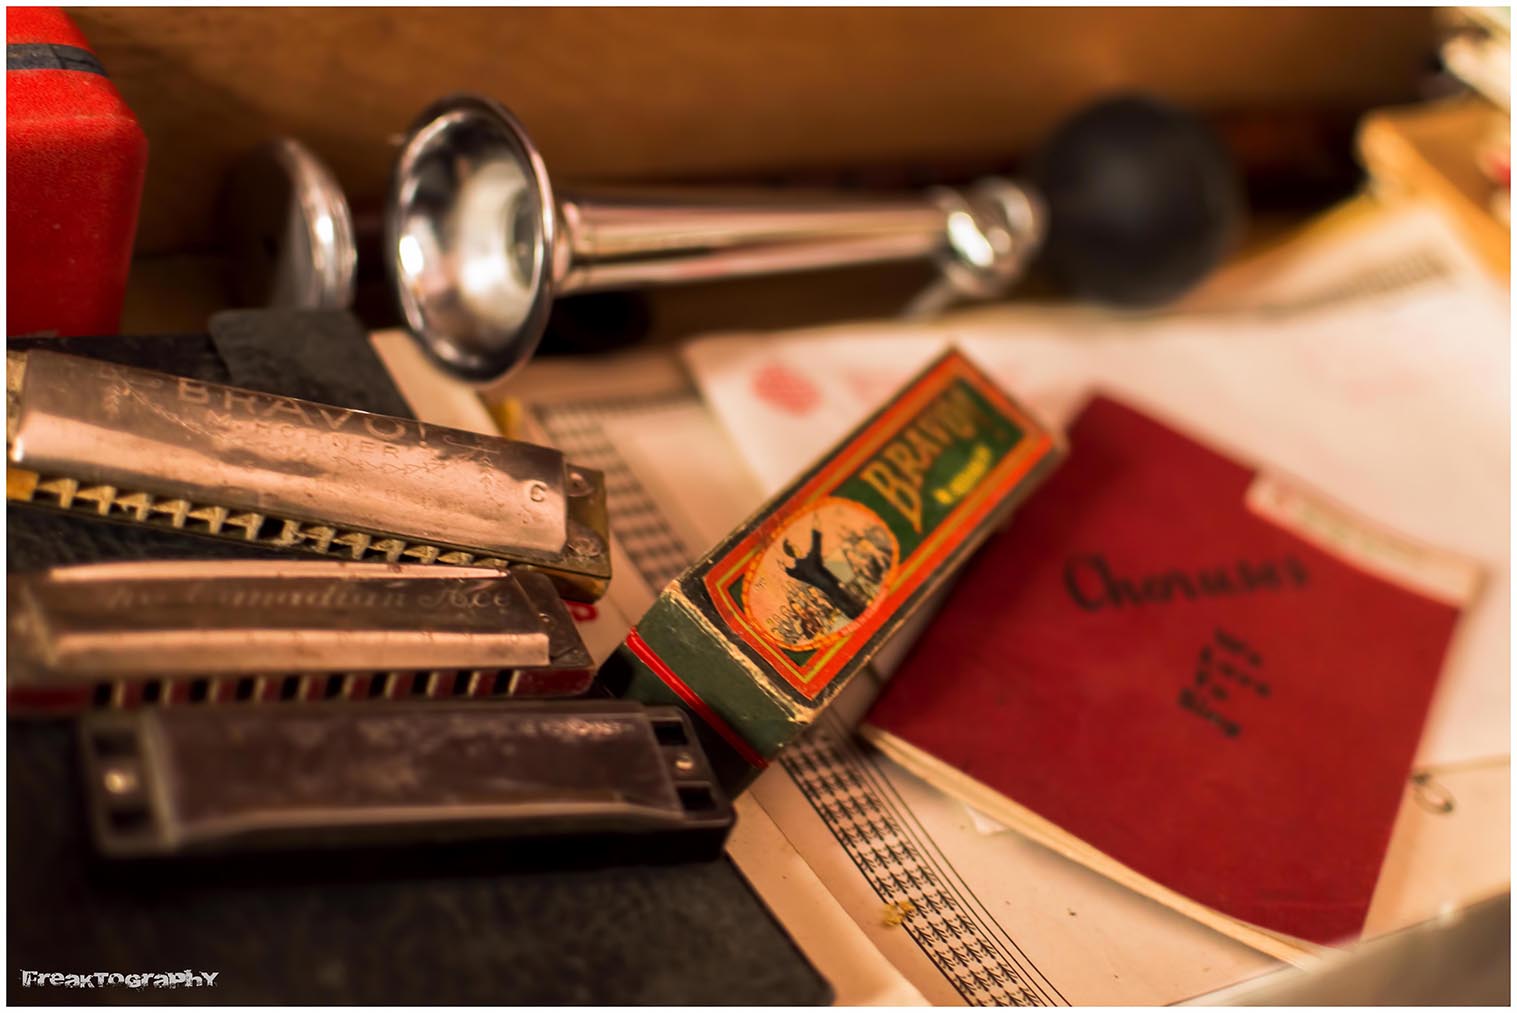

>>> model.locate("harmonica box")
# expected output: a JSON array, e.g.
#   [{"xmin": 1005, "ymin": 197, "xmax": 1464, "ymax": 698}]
[{"xmin": 604, "ymin": 349, "xmax": 1064, "ymax": 791}]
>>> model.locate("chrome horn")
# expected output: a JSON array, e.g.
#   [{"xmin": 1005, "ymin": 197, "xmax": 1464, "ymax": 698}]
[
  {"xmin": 386, "ymin": 93, "xmax": 1242, "ymax": 384},
  {"xmin": 385, "ymin": 95, "xmax": 1044, "ymax": 384}
]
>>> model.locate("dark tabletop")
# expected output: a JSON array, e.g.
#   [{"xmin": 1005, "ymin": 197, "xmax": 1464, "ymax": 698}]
[{"xmin": 6, "ymin": 314, "xmax": 829, "ymax": 1005}]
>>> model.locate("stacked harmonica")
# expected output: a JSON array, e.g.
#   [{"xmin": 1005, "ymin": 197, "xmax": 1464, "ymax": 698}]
[
  {"xmin": 6, "ymin": 348, "xmax": 610, "ymax": 598},
  {"xmin": 7, "ymin": 348, "xmax": 733, "ymax": 860},
  {"xmin": 8, "ymin": 561, "xmax": 595, "ymax": 711}
]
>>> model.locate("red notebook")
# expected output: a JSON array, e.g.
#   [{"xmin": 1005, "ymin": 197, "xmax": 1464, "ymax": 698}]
[{"xmin": 863, "ymin": 394, "xmax": 1473, "ymax": 956}]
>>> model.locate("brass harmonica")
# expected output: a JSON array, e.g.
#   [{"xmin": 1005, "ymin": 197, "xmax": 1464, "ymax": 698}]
[
  {"xmin": 80, "ymin": 702, "xmax": 734, "ymax": 861},
  {"xmin": 8, "ymin": 561, "xmax": 594, "ymax": 713},
  {"xmin": 5, "ymin": 349, "xmax": 609, "ymax": 600}
]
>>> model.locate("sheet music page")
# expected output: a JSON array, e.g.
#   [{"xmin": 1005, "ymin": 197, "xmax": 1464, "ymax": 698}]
[
  {"xmin": 494, "ymin": 355, "xmax": 1275, "ymax": 1006},
  {"xmin": 370, "ymin": 198, "xmax": 1507, "ymax": 1004},
  {"xmin": 369, "ymin": 340, "xmax": 922, "ymax": 1004},
  {"xmin": 674, "ymin": 197, "xmax": 1509, "ymax": 987}
]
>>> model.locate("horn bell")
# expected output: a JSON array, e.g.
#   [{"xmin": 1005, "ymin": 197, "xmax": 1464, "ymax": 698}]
[{"xmin": 386, "ymin": 95, "xmax": 558, "ymax": 384}]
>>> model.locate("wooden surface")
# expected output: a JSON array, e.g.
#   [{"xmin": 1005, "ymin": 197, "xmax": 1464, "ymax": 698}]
[
  {"xmin": 72, "ymin": 8, "xmax": 1437, "ymax": 257},
  {"xmin": 1357, "ymin": 95, "xmax": 1511, "ymax": 281}
]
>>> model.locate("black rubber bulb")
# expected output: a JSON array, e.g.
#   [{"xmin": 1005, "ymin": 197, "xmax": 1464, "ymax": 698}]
[{"xmin": 1031, "ymin": 94, "xmax": 1244, "ymax": 307}]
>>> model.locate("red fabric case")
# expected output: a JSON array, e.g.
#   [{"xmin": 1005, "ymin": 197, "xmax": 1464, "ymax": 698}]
[
  {"xmin": 7, "ymin": 8, "xmax": 147, "ymax": 337},
  {"xmin": 866, "ymin": 394, "xmax": 1464, "ymax": 945}
]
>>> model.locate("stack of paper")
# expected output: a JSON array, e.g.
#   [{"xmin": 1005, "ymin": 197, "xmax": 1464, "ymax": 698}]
[{"xmin": 377, "ymin": 195, "xmax": 1507, "ymax": 1005}]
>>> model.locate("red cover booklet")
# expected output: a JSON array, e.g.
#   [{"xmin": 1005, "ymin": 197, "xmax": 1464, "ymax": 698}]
[{"xmin": 863, "ymin": 394, "xmax": 1474, "ymax": 955}]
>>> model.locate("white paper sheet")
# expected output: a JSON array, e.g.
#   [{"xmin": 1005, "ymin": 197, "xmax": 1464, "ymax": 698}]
[
  {"xmin": 508, "ymin": 365, "xmax": 1276, "ymax": 1005},
  {"xmin": 681, "ymin": 206, "xmax": 1510, "ymax": 767},
  {"xmin": 373, "ymin": 197, "xmax": 1507, "ymax": 1004}
]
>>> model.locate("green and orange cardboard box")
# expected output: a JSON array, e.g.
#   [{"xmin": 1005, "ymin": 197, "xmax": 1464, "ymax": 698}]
[{"xmin": 603, "ymin": 349, "xmax": 1065, "ymax": 792}]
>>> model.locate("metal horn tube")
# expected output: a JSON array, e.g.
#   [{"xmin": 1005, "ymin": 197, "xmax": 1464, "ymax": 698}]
[
  {"xmin": 386, "ymin": 94, "xmax": 1042, "ymax": 384},
  {"xmin": 553, "ymin": 191, "xmax": 950, "ymax": 291}
]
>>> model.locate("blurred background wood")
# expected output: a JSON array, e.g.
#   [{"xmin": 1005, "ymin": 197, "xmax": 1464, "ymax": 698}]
[
  {"xmin": 72, "ymin": 7, "xmax": 1438, "ymax": 258},
  {"xmin": 1358, "ymin": 96, "xmax": 1511, "ymax": 279}
]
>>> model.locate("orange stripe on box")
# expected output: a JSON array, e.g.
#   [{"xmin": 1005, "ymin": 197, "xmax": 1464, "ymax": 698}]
[{"xmin": 625, "ymin": 627, "xmax": 769, "ymax": 770}]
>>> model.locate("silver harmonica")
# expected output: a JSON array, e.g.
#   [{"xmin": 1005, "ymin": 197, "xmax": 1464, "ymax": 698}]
[
  {"xmin": 80, "ymin": 701, "xmax": 734, "ymax": 861},
  {"xmin": 5, "ymin": 349, "xmax": 609, "ymax": 600},
  {"xmin": 8, "ymin": 561, "xmax": 594, "ymax": 713}
]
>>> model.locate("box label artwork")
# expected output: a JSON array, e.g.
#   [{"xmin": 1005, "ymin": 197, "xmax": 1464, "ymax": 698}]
[
  {"xmin": 611, "ymin": 349, "xmax": 1063, "ymax": 789},
  {"xmin": 704, "ymin": 369, "xmax": 1042, "ymax": 699}
]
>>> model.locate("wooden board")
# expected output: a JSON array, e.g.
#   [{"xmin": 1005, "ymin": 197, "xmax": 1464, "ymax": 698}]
[{"xmin": 70, "ymin": 8, "xmax": 1436, "ymax": 256}]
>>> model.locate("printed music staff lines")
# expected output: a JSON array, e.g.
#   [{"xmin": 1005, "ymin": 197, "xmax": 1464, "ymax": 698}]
[{"xmin": 529, "ymin": 389, "xmax": 1065, "ymax": 1007}]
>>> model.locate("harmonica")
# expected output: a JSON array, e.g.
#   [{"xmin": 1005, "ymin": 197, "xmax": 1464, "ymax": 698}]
[
  {"xmin": 80, "ymin": 702, "xmax": 734, "ymax": 861},
  {"xmin": 8, "ymin": 561, "xmax": 594, "ymax": 713},
  {"xmin": 5, "ymin": 349, "xmax": 609, "ymax": 600}
]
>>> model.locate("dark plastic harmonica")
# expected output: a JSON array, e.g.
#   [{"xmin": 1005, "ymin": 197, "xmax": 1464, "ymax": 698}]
[
  {"xmin": 80, "ymin": 701, "xmax": 734, "ymax": 862},
  {"xmin": 8, "ymin": 560, "xmax": 594, "ymax": 713},
  {"xmin": 5, "ymin": 348, "xmax": 609, "ymax": 600}
]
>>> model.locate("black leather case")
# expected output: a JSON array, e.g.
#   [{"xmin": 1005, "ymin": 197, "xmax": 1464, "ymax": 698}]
[{"xmin": 6, "ymin": 311, "xmax": 829, "ymax": 1005}]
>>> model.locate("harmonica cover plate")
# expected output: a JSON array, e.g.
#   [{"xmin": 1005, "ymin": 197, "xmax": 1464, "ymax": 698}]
[
  {"xmin": 8, "ymin": 350, "xmax": 569, "ymax": 558},
  {"xmin": 80, "ymin": 702, "xmax": 733, "ymax": 858},
  {"xmin": 8, "ymin": 561, "xmax": 553, "ymax": 678}
]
